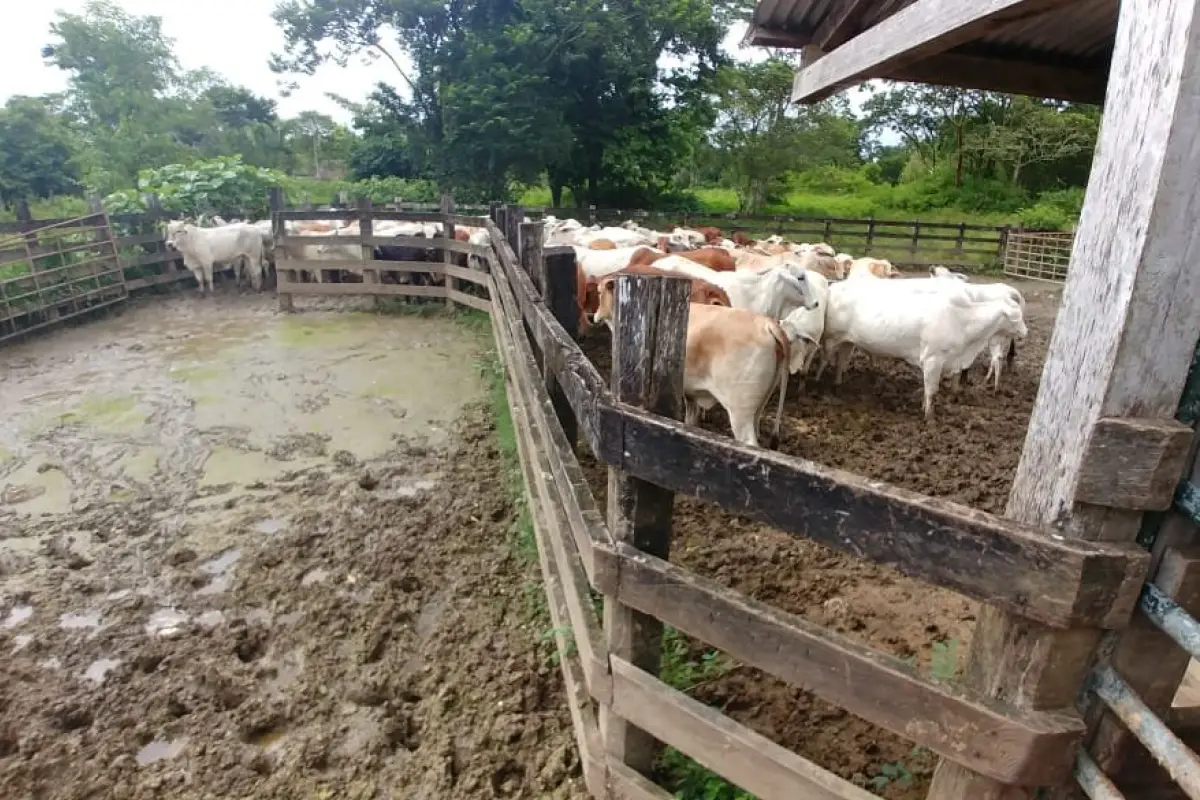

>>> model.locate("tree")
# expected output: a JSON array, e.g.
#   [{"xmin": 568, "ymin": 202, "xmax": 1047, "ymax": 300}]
[
  {"xmin": 271, "ymin": 0, "xmax": 745, "ymax": 203},
  {"xmin": 0, "ymin": 97, "xmax": 81, "ymax": 207},
  {"xmin": 862, "ymin": 84, "xmax": 994, "ymax": 187},
  {"xmin": 709, "ymin": 59, "xmax": 860, "ymax": 212},
  {"xmin": 970, "ymin": 97, "xmax": 1098, "ymax": 186},
  {"xmin": 287, "ymin": 111, "xmax": 337, "ymax": 176}
]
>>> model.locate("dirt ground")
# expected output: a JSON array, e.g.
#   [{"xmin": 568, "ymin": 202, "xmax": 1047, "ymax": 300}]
[
  {"xmin": 577, "ymin": 276, "xmax": 1064, "ymax": 798},
  {"xmin": 0, "ymin": 295, "xmax": 586, "ymax": 800}
]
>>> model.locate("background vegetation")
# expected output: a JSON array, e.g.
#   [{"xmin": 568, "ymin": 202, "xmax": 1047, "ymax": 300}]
[{"xmin": 1, "ymin": 0, "xmax": 1100, "ymax": 229}]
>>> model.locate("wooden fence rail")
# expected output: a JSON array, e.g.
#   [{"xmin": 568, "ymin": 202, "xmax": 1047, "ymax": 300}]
[{"xmin": 475, "ymin": 212, "xmax": 1157, "ymax": 798}]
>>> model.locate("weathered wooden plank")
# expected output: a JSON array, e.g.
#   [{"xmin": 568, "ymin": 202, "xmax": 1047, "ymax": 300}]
[
  {"xmin": 610, "ymin": 657, "xmax": 879, "ymax": 800},
  {"xmin": 361, "ymin": 234, "xmax": 443, "ymax": 249},
  {"xmin": 881, "ymin": 51, "xmax": 1108, "ymax": 105},
  {"xmin": 275, "ymin": 258, "xmax": 442, "ymax": 275},
  {"xmin": 445, "ymin": 288, "xmax": 491, "ymax": 313},
  {"xmin": 487, "ymin": 268, "xmax": 613, "ymax": 586},
  {"xmin": 112, "ymin": 232, "xmax": 164, "ymax": 247},
  {"xmin": 442, "ymin": 263, "xmax": 489, "ymax": 286},
  {"xmin": 487, "ymin": 297, "xmax": 607, "ymax": 800},
  {"xmin": 495, "ymin": 296, "xmax": 609, "ymax": 699},
  {"xmin": 929, "ymin": 2, "xmax": 1200, "ymax": 796},
  {"xmin": 125, "ymin": 270, "xmax": 194, "ymax": 291},
  {"xmin": 276, "ymin": 234, "xmax": 362, "ymax": 248},
  {"xmin": 607, "ymin": 542, "xmax": 1085, "ymax": 786},
  {"xmin": 1075, "ymin": 418, "xmax": 1194, "ymax": 512},
  {"xmin": 607, "ymin": 760, "xmax": 674, "ymax": 800},
  {"xmin": 602, "ymin": 275, "xmax": 691, "ymax": 777},
  {"xmin": 362, "ymin": 210, "xmax": 445, "ymax": 223},
  {"xmin": 445, "ymin": 213, "xmax": 489, "ymax": 227},
  {"xmin": 282, "ymin": 282, "xmax": 445, "ymax": 298},
  {"xmin": 542, "ymin": 248, "xmax": 581, "ymax": 454},
  {"xmin": 598, "ymin": 404, "xmax": 1148, "ymax": 630},
  {"xmin": 791, "ymin": 0, "xmax": 1077, "ymax": 102},
  {"xmin": 273, "ymin": 209, "xmax": 358, "ymax": 222}
]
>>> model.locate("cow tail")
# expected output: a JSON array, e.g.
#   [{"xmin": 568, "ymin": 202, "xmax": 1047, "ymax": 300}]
[{"xmin": 766, "ymin": 320, "xmax": 790, "ymax": 449}]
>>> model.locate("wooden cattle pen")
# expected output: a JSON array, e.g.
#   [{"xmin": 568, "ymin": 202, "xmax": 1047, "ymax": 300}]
[
  {"xmin": 738, "ymin": 0, "xmax": 1200, "ymax": 796},
  {"xmin": 1004, "ymin": 231, "xmax": 1076, "ymax": 283}
]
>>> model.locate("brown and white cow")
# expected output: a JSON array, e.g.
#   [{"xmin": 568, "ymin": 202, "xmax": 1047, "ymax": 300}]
[{"xmin": 592, "ymin": 281, "xmax": 790, "ymax": 448}]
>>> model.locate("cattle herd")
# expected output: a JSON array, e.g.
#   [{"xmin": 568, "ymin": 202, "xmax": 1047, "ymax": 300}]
[
  {"xmin": 159, "ymin": 212, "xmax": 1028, "ymax": 448},
  {"xmin": 546, "ymin": 216, "xmax": 1027, "ymax": 446}
]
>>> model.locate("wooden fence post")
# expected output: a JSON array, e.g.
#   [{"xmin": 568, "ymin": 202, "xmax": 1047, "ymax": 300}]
[
  {"xmin": 542, "ymin": 248, "xmax": 579, "ymax": 450},
  {"xmin": 927, "ymin": 1, "xmax": 1200, "ymax": 795},
  {"xmin": 588, "ymin": 204, "xmax": 597, "ymax": 225},
  {"xmin": 602, "ymin": 274, "xmax": 691, "ymax": 777},
  {"xmin": 270, "ymin": 187, "xmax": 292, "ymax": 312},
  {"xmin": 910, "ymin": 220, "xmax": 921, "ymax": 261},
  {"xmin": 489, "ymin": 201, "xmax": 502, "ymax": 225},
  {"xmin": 955, "ymin": 222, "xmax": 967, "ymax": 258},
  {"xmin": 866, "ymin": 217, "xmax": 876, "ymax": 252},
  {"xmin": 519, "ymin": 221, "xmax": 545, "ymax": 372},
  {"xmin": 357, "ymin": 197, "xmax": 379, "ymax": 309},
  {"xmin": 441, "ymin": 193, "xmax": 456, "ymax": 309},
  {"xmin": 505, "ymin": 204, "xmax": 524, "ymax": 264}
]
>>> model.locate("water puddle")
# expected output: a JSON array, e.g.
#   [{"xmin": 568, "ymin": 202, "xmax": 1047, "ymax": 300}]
[
  {"xmin": 84, "ymin": 658, "xmax": 120, "ymax": 684},
  {"xmin": 300, "ymin": 567, "xmax": 329, "ymax": 586},
  {"xmin": 197, "ymin": 549, "xmax": 241, "ymax": 596},
  {"xmin": 145, "ymin": 608, "xmax": 189, "ymax": 636},
  {"xmin": 3, "ymin": 605, "xmax": 33, "ymax": 629},
  {"xmin": 136, "ymin": 736, "xmax": 188, "ymax": 766},
  {"xmin": 386, "ymin": 477, "xmax": 439, "ymax": 500},
  {"xmin": 254, "ymin": 517, "xmax": 285, "ymax": 535},
  {"xmin": 196, "ymin": 610, "xmax": 225, "ymax": 629},
  {"xmin": 59, "ymin": 610, "xmax": 102, "ymax": 631}
]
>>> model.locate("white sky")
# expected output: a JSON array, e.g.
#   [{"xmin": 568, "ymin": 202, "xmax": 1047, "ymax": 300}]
[{"xmin": 0, "ymin": 2, "xmax": 788, "ymax": 124}]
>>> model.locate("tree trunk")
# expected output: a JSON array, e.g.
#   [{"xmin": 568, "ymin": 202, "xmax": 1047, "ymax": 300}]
[
  {"xmin": 312, "ymin": 135, "xmax": 321, "ymax": 177},
  {"xmin": 550, "ymin": 182, "xmax": 563, "ymax": 208}
]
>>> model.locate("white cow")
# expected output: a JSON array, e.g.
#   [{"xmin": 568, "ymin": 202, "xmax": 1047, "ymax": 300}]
[
  {"xmin": 651, "ymin": 256, "xmax": 820, "ymax": 320},
  {"xmin": 778, "ymin": 270, "xmax": 831, "ymax": 374},
  {"xmin": 165, "ymin": 220, "xmax": 265, "ymax": 294},
  {"xmin": 818, "ymin": 279, "xmax": 1027, "ymax": 418}
]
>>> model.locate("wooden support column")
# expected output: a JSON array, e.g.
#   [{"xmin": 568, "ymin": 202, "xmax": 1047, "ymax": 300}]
[
  {"xmin": 519, "ymin": 222, "xmax": 545, "ymax": 372},
  {"xmin": 269, "ymin": 187, "xmax": 292, "ymax": 312},
  {"xmin": 541, "ymin": 248, "xmax": 580, "ymax": 451},
  {"xmin": 441, "ymin": 193, "xmax": 456, "ymax": 309},
  {"xmin": 357, "ymin": 197, "xmax": 379, "ymax": 309},
  {"xmin": 927, "ymin": 2, "xmax": 1200, "ymax": 796},
  {"xmin": 601, "ymin": 275, "xmax": 691, "ymax": 778},
  {"xmin": 505, "ymin": 204, "xmax": 524, "ymax": 265}
]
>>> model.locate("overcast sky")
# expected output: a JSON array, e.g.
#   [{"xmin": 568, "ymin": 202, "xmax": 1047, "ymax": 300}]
[{"xmin": 0, "ymin": 2, "xmax": 775, "ymax": 124}]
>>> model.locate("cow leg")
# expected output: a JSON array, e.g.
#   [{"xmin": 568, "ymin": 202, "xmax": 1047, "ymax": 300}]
[
  {"xmin": 726, "ymin": 405, "xmax": 760, "ymax": 448},
  {"xmin": 249, "ymin": 255, "xmax": 263, "ymax": 292},
  {"xmin": 921, "ymin": 358, "xmax": 945, "ymax": 421}
]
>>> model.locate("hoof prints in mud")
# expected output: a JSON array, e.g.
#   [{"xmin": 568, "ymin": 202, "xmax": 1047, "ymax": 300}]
[{"xmin": 0, "ymin": 411, "xmax": 586, "ymax": 800}]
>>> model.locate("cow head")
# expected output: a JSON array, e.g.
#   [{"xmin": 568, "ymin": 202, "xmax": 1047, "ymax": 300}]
[{"xmin": 163, "ymin": 220, "xmax": 189, "ymax": 251}]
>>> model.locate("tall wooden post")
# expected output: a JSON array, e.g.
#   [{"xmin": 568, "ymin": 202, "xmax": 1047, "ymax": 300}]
[
  {"xmin": 357, "ymin": 197, "xmax": 379, "ymax": 309},
  {"xmin": 601, "ymin": 274, "xmax": 691, "ymax": 777},
  {"xmin": 542, "ymin": 248, "xmax": 580, "ymax": 450},
  {"xmin": 519, "ymin": 222, "xmax": 545, "ymax": 373},
  {"xmin": 505, "ymin": 204, "xmax": 524, "ymax": 265},
  {"xmin": 441, "ymin": 193, "xmax": 456, "ymax": 308},
  {"xmin": 928, "ymin": 1, "xmax": 1200, "ymax": 796},
  {"xmin": 489, "ymin": 201, "xmax": 502, "ymax": 225},
  {"xmin": 270, "ymin": 187, "xmax": 292, "ymax": 312}
]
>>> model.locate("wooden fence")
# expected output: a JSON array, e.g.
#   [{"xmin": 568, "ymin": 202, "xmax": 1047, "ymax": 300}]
[
  {"xmin": 0, "ymin": 212, "xmax": 129, "ymax": 342},
  {"xmin": 471, "ymin": 207, "xmax": 1159, "ymax": 798},
  {"xmin": 355, "ymin": 202, "xmax": 1013, "ymax": 270},
  {"xmin": 1003, "ymin": 230, "xmax": 1075, "ymax": 282}
]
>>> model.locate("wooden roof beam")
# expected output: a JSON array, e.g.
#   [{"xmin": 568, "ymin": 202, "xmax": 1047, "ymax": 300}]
[
  {"xmin": 792, "ymin": 0, "xmax": 1080, "ymax": 102},
  {"xmin": 743, "ymin": 25, "xmax": 813, "ymax": 48},
  {"xmin": 813, "ymin": 0, "xmax": 877, "ymax": 50},
  {"xmin": 881, "ymin": 52, "xmax": 1108, "ymax": 104}
]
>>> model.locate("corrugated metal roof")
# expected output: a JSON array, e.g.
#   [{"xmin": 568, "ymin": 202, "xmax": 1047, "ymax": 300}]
[{"xmin": 753, "ymin": 0, "xmax": 1116, "ymax": 64}]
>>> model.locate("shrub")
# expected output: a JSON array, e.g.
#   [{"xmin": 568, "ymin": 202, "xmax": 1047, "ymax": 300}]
[
  {"xmin": 1017, "ymin": 202, "xmax": 1072, "ymax": 231},
  {"xmin": 104, "ymin": 155, "xmax": 285, "ymax": 218}
]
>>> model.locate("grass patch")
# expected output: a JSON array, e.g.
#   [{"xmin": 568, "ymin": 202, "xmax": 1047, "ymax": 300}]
[{"xmin": 655, "ymin": 627, "xmax": 750, "ymax": 799}]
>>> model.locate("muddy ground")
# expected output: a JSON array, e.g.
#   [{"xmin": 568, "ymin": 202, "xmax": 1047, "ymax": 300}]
[
  {"xmin": 578, "ymin": 277, "xmax": 1064, "ymax": 798},
  {"xmin": 0, "ymin": 295, "xmax": 586, "ymax": 800}
]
